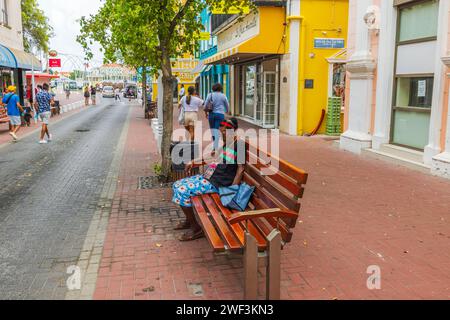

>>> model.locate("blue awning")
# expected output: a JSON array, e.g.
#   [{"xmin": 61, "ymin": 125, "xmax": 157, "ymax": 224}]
[
  {"xmin": 0, "ymin": 45, "xmax": 41, "ymax": 71},
  {"xmin": 0, "ymin": 45, "xmax": 16, "ymax": 68},
  {"xmin": 7, "ymin": 46, "xmax": 41, "ymax": 70}
]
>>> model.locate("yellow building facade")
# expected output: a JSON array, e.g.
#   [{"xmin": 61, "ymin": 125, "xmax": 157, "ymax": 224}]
[{"xmin": 205, "ymin": 0, "xmax": 349, "ymax": 135}]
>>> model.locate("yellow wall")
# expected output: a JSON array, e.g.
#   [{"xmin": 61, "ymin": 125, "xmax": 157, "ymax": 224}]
[
  {"xmin": 298, "ymin": 0, "xmax": 349, "ymax": 135},
  {"xmin": 238, "ymin": 7, "xmax": 287, "ymax": 55}
]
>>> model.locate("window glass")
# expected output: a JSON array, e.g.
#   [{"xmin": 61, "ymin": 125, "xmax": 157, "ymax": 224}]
[
  {"xmin": 399, "ymin": 0, "xmax": 439, "ymax": 42},
  {"xmin": 395, "ymin": 77, "xmax": 434, "ymax": 108}
]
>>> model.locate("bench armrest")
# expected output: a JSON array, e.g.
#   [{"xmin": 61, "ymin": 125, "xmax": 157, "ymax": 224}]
[{"xmin": 228, "ymin": 208, "xmax": 299, "ymax": 225}]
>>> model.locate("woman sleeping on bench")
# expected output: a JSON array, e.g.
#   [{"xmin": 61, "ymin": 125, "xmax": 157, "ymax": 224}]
[{"xmin": 172, "ymin": 118, "xmax": 246, "ymax": 242}]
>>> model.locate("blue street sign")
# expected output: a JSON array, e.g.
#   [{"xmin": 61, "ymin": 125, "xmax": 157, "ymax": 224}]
[{"xmin": 314, "ymin": 38, "xmax": 345, "ymax": 49}]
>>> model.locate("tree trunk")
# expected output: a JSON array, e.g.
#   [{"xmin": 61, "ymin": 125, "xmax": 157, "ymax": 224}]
[
  {"xmin": 142, "ymin": 66, "xmax": 147, "ymax": 111},
  {"xmin": 160, "ymin": 49, "xmax": 174, "ymax": 180}
]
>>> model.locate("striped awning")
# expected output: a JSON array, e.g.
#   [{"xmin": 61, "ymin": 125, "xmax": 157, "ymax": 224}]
[
  {"xmin": 0, "ymin": 45, "xmax": 16, "ymax": 68},
  {"xmin": 7, "ymin": 46, "xmax": 42, "ymax": 70}
]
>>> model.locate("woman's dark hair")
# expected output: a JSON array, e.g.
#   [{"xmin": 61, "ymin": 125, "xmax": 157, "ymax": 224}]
[
  {"xmin": 212, "ymin": 83, "xmax": 223, "ymax": 93},
  {"xmin": 186, "ymin": 86, "xmax": 195, "ymax": 105}
]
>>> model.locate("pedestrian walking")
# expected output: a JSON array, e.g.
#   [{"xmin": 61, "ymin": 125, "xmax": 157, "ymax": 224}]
[
  {"xmin": 179, "ymin": 84, "xmax": 186, "ymax": 102},
  {"xmin": 90, "ymin": 86, "xmax": 97, "ymax": 105},
  {"xmin": 34, "ymin": 83, "xmax": 54, "ymax": 144},
  {"xmin": 23, "ymin": 100, "xmax": 34, "ymax": 127},
  {"xmin": 84, "ymin": 86, "xmax": 90, "ymax": 106},
  {"xmin": 204, "ymin": 83, "xmax": 230, "ymax": 156},
  {"xmin": 115, "ymin": 87, "xmax": 121, "ymax": 101},
  {"xmin": 65, "ymin": 85, "xmax": 71, "ymax": 100},
  {"xmin": 178, "ymin": 86, "xmax": 203, "ymax": 141},
  {"xmin": 2, "ymin": 86, "xmax": 24, "ymax": 142}
]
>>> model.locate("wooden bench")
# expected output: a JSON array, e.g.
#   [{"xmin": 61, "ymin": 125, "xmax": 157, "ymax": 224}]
[
  {"xmin": 190, "ymin": 141, "xmax": 308, "ymax": 300},
  {"xmin": 0, "ymin": 107, "xmax": 9, "ymax": 124}
]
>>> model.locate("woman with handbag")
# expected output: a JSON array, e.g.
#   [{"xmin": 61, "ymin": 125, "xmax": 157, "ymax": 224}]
[
  {"xmin": 204, "ymin": 83, "xmax": 230, "ymax": 156},
  {"xmin": 172, "ymin": 118, "xmax": 246, "ymax": 242},
  {"xmin": 178, "ymin": 86, "xmax": 203, "ymax": 141}
]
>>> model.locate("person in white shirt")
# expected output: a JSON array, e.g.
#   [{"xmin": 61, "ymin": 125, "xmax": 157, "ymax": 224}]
[
  {"xmin": 115, "ymin": 88, "xmax": 121, "ymax": 101},
  {"xmin": 179, "ymin": 85, "xmax": 186, "ymax": 101},
  {"xmin": 178, "ymin": 86, "xmax": 203, "ymax": 141}
]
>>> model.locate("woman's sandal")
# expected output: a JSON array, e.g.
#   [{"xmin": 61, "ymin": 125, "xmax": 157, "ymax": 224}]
[
  {"xmin": 174, "ymin": 221, "xmax": 191, "ymax": 230},
  {"xmin": 179, "ymin": 230, "xmax": 205, "ymax": 242}
]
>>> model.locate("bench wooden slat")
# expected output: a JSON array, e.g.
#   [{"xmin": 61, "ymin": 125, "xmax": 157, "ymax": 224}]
[
  {"xmin": 245, "ymin": 141, "xmax": 308, "ymax": 185},
  {"xmin": 210, "ymin": 194, "xmax": 267, "ymax": 251},
  {"xmin": 191, "ymin": 196, "xmax": 225, "ymax": 252},
  {"xmin": 244, "ymin": 166, "xmax": 301, "ymax": 212},
  {"xmin": 251, "ymin": 161, "xmax": 303, "ymax": 197},
  {"xmin": 202, "ymin": 194, "xmax": 243, "ymax": 251},
  {"xmin": 250, "ymin": 196, "xmax": 293, "ymax": 243},
  {"xmin": 210, "ymin": 193, "xmax": 246, "ymax": 246}
]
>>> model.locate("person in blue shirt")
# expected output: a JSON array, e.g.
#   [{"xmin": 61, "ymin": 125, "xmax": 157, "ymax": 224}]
[
  {"xmin": 204, "ymin": 83, "xmax": 230, "ymax": 156},
  {"xmin": 2, "ymin": 86, "xmax": 24, "ymax": 142},
  {"xmin": 34, "ymin": 83, "xmax": 54, "ymax": 144}
]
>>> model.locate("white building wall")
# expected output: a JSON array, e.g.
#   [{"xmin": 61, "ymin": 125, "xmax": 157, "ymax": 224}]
[{"xmin": 0, "ymin": 0, "xmax": 25, "ymax": 50}]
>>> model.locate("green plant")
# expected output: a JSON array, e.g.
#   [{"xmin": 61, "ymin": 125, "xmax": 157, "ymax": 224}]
[{"xmin": 153, "ymin": 163, "xmax": 163, "ymax": 176}]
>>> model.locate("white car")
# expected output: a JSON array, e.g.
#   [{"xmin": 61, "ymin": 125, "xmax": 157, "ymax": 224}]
[{"xmin": 102, "ymin": 86, "xmax": 115, "ymax": 98}]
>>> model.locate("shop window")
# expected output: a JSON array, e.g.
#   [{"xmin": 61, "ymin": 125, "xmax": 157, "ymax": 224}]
[
  {"xmin": 395, "ymin": 77, "xmax": 434, "ymax": 108},
  {"xmin": 398, "ymin": 0, "xmax": 438, "ymax": 43}
]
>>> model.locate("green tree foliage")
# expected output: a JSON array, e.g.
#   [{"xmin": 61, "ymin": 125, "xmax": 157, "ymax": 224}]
[
  {"xmin": 78, "ymin": 0, "xmax": 254, "ymax": 178},
  {"xmin": 21, "ymin": 0, "xmax": 54, "ymax": 53}
]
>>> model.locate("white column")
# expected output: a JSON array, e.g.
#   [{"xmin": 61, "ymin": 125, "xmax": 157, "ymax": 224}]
[
  {"xmin": 287, "ymin": 0, "xmax": 300, "ymax": 136},
  {"xmin": 372, "ymin": 0, "xmax": 397, "ymax": 150},
  {"xmin": 424, "ymin": 0, "xmax": 450, "ymax": 165},
  {"xmin": 432, "ymin": 56, "xmax": 450, "ymax": 179},
  {"xmin": 340, "ymin": 0, "xmax": 376, "ymax": 154},
  {"xmin": 155, "ymin": 73, "xmax": 164, "ymax": 153}
]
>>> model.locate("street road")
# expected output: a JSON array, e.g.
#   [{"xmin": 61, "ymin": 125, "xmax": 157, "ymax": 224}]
[{"xmin": 0, "ymin": 98, "xmax": 131, "ymax": 299}]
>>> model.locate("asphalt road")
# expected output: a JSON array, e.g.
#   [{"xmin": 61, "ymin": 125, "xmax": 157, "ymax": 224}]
[{"xmin": 0, "ymin": 98, "xmax": 131, "ymax": 299}]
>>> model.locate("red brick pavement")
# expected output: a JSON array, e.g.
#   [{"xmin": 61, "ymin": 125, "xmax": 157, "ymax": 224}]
[{"xmin": 94, "ymin": 104, "xmax": 450, "ymax": 300}]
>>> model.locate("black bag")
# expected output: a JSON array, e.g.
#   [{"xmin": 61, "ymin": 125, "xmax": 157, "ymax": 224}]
[{"xmin": 205, "ymin": 93, "xmax": 214, "ymax": 113}]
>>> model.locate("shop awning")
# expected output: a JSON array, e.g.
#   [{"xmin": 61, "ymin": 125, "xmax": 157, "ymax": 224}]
[
  {"xmin": 7, "ymin": 47, "xmax": 42, "ymax": 70},
  {"xmin": 0, "ymin": 45, "xmax": 16, "ymax": 68},
  {"xmin": 191, "ymin": 60, "xmax": 205, "ymax": 74},
  {"xmin": 205, "ymin": 7, "xmax": 286, "ymax": 65}
]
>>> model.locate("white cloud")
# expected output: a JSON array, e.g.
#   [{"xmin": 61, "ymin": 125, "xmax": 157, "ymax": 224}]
[{"xmin": 38, "ymin": 0, "xmax": 105, "ymax": 71}]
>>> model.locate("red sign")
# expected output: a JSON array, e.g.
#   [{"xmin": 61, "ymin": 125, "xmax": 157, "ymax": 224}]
[{"xmin": 49, "ymin": 58, "xmax": 61, "ymax": 68}]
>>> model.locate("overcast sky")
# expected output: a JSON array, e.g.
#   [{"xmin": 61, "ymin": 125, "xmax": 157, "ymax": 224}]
[{"xmin": 38, "ymin": 0, "xmax": 105, "ymax": 71}]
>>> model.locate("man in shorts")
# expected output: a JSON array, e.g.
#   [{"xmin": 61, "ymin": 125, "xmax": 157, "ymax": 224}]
[
  {"xmin": 2, "ymin": 86, "xmax": 24, "ymax": 142},
  {"xmin": 35, "ymin": 83, "xmax": 54, "ymax": 144}
]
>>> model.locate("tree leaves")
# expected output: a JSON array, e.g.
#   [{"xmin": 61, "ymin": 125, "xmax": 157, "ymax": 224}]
[{"xmin": 21, "ymin": 0, "xmax": 54, "ymax": 53}]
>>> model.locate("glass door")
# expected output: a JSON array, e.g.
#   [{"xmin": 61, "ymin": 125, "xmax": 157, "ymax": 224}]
[
  {"xmin": 263, "ymin": 71, "xmax": 277, "ymax": 128},
  {"xmin": 244, "ymin": 64, "xmax": 256, "ymax": 119}
]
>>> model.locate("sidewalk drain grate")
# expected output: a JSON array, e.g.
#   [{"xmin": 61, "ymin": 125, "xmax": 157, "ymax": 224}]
[
  {"xmin": 138, "ymin": 176, "xmax": 173, "ymax": 190},
  {"xmin": 75, "ymin": 129, "xmax": 90, "ymax": 133}
]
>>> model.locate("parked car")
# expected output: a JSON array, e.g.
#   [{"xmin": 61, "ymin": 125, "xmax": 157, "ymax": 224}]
[{"xmin": 102, "ymin": 86, "xmax": 115, "ymax": 98}]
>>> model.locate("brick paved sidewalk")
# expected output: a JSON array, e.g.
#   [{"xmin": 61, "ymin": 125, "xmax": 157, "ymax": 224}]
[{"xmin": 93, "ymin": 105, "xmax": 450, "ymax": 300}]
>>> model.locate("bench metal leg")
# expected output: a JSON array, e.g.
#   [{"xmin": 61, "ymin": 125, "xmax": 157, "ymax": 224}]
[
  {"xmin": 266, "ymin": 230, "xmax": 282, "ymax": 300},
  {"xmin": 244, "ymin": 232, "xmax": 258, "ymax": 300}
]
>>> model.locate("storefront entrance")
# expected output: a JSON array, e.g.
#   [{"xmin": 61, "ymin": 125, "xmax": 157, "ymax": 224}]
[
  {"xmin": 391, "ymin": 0, "xmax": 438, "ymax": 150},
  {"xmin": 238, "ymin": 58, "xmax": 279, "ymax": 128}
]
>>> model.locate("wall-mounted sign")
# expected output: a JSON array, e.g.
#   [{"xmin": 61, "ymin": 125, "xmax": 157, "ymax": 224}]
[
  {"xmin": 49, "ymin": 58, "xmax": 61, "ymax": 68},
  {"xmin": 314, "ymin": 38, "xmax": 345, "ymax": 49},
  {"xmin": 199, "ymin": 32, "xmax": 211, "ymax": 41},
  {"xmin": 211, "ymin": 1, "xmax": 250, "ymax": 15},
  {"xmin": 217, "ymin": 12, "xmax": 259, "ymax": 52}
]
